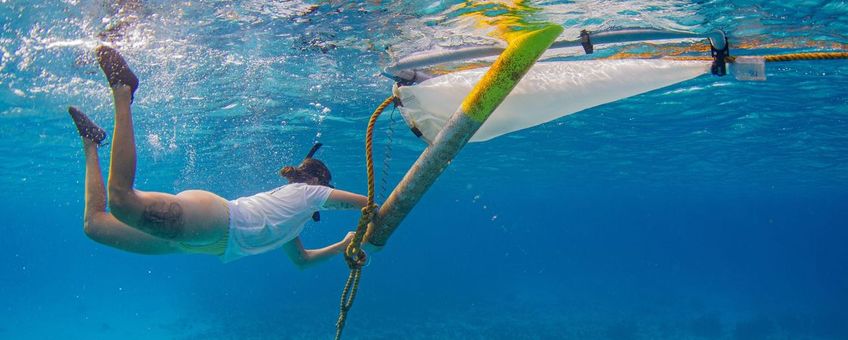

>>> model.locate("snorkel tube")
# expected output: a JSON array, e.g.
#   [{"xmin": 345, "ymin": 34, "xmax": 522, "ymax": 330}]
[
  {"xmin": 305, "ymin": 142, "xmax": 322, "ymax": 159},
  {"xmin": 305, "ymin": 143, "xmax": 323, "ymax": 222}
]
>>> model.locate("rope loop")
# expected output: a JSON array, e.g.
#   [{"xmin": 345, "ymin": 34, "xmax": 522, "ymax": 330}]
[
  {"xmin": 344, "ymin": 250, "xmax": 367, "ymax": 269},
  {"xmin": 343, "ymin": 203, "xmax": 378, "ymax": 267},
  {"xmin": 334, "ymin": 95, "xmax": 396, "ymax": 340}
]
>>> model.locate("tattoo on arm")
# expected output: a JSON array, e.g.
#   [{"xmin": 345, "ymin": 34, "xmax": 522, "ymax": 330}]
[
  {"xmin": 139, "ymin": 201, "xmax": 184, "ymax": 239},
  {"xmin": 323, "ymin": 200, "xmax": 358, "ymax": 210}
]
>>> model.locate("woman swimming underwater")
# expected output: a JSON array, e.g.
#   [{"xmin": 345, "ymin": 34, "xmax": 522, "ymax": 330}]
[{"xmin": 69, "ymin": 46, "xmax": 371, "ymax": 266}]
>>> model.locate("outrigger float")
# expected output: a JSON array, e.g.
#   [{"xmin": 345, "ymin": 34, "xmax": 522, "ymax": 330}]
[{"xmin": 332, "ymin": 26, "xmax": 848, "ymax": 339}]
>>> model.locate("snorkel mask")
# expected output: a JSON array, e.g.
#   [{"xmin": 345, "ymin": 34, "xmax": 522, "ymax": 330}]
[{"xmin": 279, "ymin": 143, "xmax": 333, "ymax": 222}]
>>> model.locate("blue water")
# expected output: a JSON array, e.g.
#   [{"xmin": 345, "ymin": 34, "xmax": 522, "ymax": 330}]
[{"xmin": 2, "ymin": 1, "xmax": 847, "ymax": 339}]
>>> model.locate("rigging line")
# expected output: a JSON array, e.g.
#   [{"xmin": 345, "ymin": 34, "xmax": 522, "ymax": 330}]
[
  {"xmin": 335, "ymin": 95, "xmax": 396, "ymax": 340},
  {"xmin": 378, "ymin": 105, "xmax": 398, "ymax": 203}
]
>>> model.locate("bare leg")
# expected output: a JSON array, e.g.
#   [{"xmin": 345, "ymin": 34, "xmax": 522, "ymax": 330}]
[
  {"xmin": 82, "ymin": 139, "xmax": 178, "ymax": 254},
  {"xmin": 99, "ymin": 49, "xmax": 229, "ymax": 244},
  {"xmin": 97, "ymin": 46, "xmax": 229, "ymax": 243},
  {"xmin": 105, "ymin": 86, "xmax": 138, "ymax": 198}
]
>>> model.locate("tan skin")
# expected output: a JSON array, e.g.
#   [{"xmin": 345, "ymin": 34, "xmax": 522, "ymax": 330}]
[{"xmin": 80, "ymin": 83, "xmax": 368, "ymax": 266}]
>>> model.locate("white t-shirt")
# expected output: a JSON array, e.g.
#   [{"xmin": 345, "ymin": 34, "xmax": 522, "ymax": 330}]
[{"xmin": 222, "ymin": 183, "xmax": 333, "ymax": 263}]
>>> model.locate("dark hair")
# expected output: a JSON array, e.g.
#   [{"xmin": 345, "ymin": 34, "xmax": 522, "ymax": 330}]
[{"xmin": 279, "ymin": 158, "xmax": 332, "ymax": 187}]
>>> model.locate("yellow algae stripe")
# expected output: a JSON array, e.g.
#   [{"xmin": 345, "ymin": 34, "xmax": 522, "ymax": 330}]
[
  {"xmin": 450, "ymin": 0, "xmax": 549, "ymax": 44},
  {"xmin": 460, "ymin": 24, "xmax": 563, "ymax": 122}
]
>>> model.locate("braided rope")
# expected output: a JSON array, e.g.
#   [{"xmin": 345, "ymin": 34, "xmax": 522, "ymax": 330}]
[
  {"xmin": 334, "ymin": 95, "xmax": 396, "ymax": 340},
  {"xmin": 346, "ymin": 96, "xmax": 395, "ymax": 256},
  {"xmin": 672, "ymin": 51, "xmax": 848, "ymax": 63},
  {"xmin": 760, "ymin": 52, "xmax": 848, "ymax": 62},
  {"xmin": 335, "ymin": 267, "xmax": 361, "ymax": 340}
]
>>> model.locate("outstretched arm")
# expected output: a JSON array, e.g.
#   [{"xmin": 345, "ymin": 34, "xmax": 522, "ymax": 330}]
[
  {"xmin": 322, "ymin": 189, "xmax": 368, "ymax": 210},
  {"xmin": 282, "ymin": 233, "xmax": 354, "ymax": 269}
]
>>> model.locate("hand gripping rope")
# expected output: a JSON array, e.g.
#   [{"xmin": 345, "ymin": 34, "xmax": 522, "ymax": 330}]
[{"xmin": 334, "ymin": 95, "xmax": 396, "ymax": 340}]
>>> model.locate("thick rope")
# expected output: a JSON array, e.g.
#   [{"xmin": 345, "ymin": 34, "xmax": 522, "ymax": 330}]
[
  {"xmin": 674, "ymin": 51, "xmax": 848, "ymax": 63},
  {"xmin": 758, "ymin": 51, "xmax": 848, "ymax": 62},
  {"xmin": 334, "ymin": 95, "xmax": 396, "ymax": 340}
]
